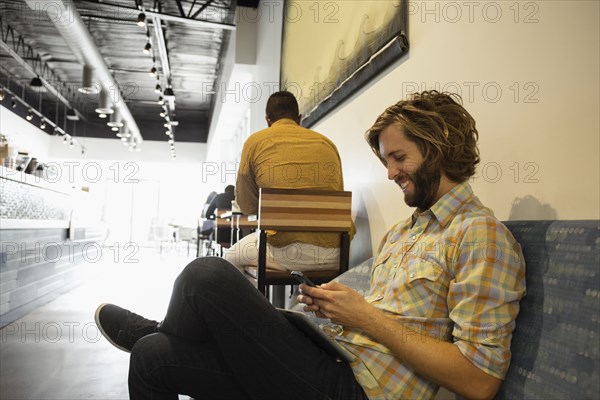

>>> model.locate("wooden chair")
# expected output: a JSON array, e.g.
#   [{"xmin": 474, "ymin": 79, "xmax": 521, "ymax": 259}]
[{"xmin": 243, "ymin": 188, "xmax": 352, "ymax": 301}]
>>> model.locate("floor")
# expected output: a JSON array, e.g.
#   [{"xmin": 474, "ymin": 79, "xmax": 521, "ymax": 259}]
[{"xmin": 0, "ymin": 245, "xmax": 196, "ymax": 400}]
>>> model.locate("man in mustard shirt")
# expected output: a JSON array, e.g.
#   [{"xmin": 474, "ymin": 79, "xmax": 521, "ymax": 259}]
[
  {"xmin": 95, "ymin": 90, "xmax": 525, "ymax": 400},
  {"xmin": 224, "ymin": 91, "xmax": 347, "ymax": 271}
]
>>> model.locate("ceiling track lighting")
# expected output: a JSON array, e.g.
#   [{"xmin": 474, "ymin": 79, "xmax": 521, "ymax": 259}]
[
  {"xmin": 0, "ymin": 87, "xmax": 5, "ymax": 101},
  {"xmin": 66, "ymin": 108, "xmax": 79, "ymax": 121},
  {"xmin": 29, "ymin": 76, "xmax": 46, "ymax": 93},
  {"xmin": 163, "ymin": 86, "xmax": 175, "ymax": 99},
  {"xmin": 149, "ymin": 67, "xmax": 157, "ymax": 77},
  {"xmin": 40, "ymin": 120, "xmax": 46, "ymax": 129},
  {"xmin": 155, "ymin": 84, "xmax": 162, "ymax": 94},
  {"xmin": 26, "ymin": 109, "xmax": 34, "ymax": 120},
  {"xmin": 95, "ymin": 90, "xmax": 114, "ymax": 115},
  {"xmin": 117, "ymin": 125, "xmax": 131, "ymax": 138},
  {"xmin": 143, "ymin": 41, "xmax": 152, "ymax": 54},
  {"xmin": 79, "ymin": 65, "xmax": 99, "ymax": 94},
  {"xmin": 137, "ymin": 13, "xmax": 146, "ymax": 27},
  {"xmin": 107, "ymin": 109, "xmax": 124, "ymax": 128}
]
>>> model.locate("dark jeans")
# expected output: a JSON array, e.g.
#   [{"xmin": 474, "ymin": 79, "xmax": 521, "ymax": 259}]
[{"xmin": 128, "ymin": 257, "xmax": 367, "ymax": 400}]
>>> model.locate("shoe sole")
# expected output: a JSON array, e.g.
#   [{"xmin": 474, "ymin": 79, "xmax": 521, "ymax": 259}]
[{"xmin": 94, "ymin": 303, "xmax": 132, "ymax": 353}]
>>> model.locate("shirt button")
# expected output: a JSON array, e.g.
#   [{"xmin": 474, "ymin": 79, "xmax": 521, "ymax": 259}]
[
  {"xmin": 409, "ymin": 273, "xmax": 415, "ymax": 279},
  {"xmin": 411, "ymin": 235, "xmax": 416, "ymax": 240}
]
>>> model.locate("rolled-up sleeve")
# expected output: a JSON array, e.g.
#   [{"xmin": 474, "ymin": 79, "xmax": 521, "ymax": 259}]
[{"xmin": 448, "ymin": 217, "xmax": 527, "ymax": 378}]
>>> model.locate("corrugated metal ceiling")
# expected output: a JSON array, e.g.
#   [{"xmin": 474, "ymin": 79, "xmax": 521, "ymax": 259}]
[{"xmin": 0, "ymin": 0, "xmax": 256, "ymax": 148}]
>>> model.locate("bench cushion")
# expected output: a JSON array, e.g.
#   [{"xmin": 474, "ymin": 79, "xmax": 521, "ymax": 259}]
[{"xmin": 496, "ymin": 220, "xmax": 600, "ymax": 399}]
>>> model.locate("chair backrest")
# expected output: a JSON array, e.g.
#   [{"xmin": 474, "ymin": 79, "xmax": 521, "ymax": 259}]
[{"xmin": 258, "ymin": 188, "xmax": 352, "ymax": 232}]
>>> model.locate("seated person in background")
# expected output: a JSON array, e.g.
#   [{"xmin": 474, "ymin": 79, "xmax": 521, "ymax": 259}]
[
  {"xmin": 95, "ymin": 90, "xmax": 526, "ymax": 400},
  {"xmin": 198, "ymin": 190, "xmax": 217, "ymax": 238},
  {"xmin": 204, "ymin": 185, "xmax": 235, "ymax": 244},
  {"xmin": 224, "ymin": 91, "xmax": 350, "ymax": 271}
]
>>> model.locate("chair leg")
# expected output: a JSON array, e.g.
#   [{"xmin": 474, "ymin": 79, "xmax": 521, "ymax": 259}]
[
  {"xmin": 256, "ymin": 230, "xmax": 268, "ymax": 296},
  {"xmin": 271, "ymin": 286, "xmax": 286, "ymax": 308}
]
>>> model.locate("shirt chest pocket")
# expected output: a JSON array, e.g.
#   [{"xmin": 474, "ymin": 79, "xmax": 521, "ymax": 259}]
[{"xmin": 388, "ymin": 257, "xmax": 450, "ymax": 317}]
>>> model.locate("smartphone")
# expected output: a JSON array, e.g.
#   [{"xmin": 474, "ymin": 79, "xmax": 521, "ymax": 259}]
[{"xmin": 290, "ymin": 271, "xmax": 316, "ymax": 287}]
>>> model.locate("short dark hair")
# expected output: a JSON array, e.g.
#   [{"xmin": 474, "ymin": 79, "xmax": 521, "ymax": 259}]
[
  {"xmin": 224, "ymin": 185, "xmax": 235, "ymax": 194},
  {"xmin": 266, "ymin": 91, "xmax": 299, "ymax": 122},
  {"xmin": 365, "ymin": 90, "xmax": 480, "ymax": 183}
]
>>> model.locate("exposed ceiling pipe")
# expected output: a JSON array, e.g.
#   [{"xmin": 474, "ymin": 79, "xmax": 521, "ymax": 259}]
[
  {"xmin": 24, "ymin": 0, "xmax": 143, "ymax": 145},
  {"xmin": 146, "ymin": 10, "xmax": 235, "ymax": 30}
]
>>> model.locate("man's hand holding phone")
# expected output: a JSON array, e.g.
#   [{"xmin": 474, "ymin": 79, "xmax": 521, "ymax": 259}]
[
  {"xmin": 290, "ymin": 271, "xmax": 316, "ymax": 287},
  {"xmin": 291, "ymin": 271, "xmax": 325, "ymax": 316},
  {"xmin": 295, "ymin": 276, "xmax": 376, "ymax": 329}
]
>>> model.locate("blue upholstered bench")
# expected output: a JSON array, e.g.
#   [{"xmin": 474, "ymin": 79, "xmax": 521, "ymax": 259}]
[{"xmin": 326, "ymin": 220, "xmax": 600, "ymax": 399}]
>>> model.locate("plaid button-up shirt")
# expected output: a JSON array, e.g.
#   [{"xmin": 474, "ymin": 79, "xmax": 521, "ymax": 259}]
[{"xmin": 336, "ymin": 181, "xmax": 526, "ymax": 399}]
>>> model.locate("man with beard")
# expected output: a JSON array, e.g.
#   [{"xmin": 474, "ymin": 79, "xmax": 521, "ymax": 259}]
[
  {"xmin": 299, "ymin": 90, "xmax": 526, "ymax": 399},
  {"xmin": 94, "ymin": 91, "xmax": 525, "ymax": 400}
]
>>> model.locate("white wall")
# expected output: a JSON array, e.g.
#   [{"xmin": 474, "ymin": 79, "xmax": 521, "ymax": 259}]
[
  {"xmin": 0, "ymin": 105, "xmax": 51, "ymax": 159},
  {"xmin": 203, "ymin": 2, "xmax": 284, "ymax": 187},
  {"xmin": 305, "ymin": 1, "xmax": 600, "ymax": 263},
  {"xmin": 247, "ymin": 0, "xmax": 284, "ymax": 133}
]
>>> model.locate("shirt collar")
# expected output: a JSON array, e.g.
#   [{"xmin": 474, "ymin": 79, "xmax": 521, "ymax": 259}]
[
  {"xmin": 412, "ymin": 180, "xmax": 474, "ymax": 228},
  {"xmin": 271, "ymin": 118, "xmax": 298, "ymax": 127}
]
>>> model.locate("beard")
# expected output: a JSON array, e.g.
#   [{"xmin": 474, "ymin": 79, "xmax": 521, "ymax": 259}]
[{"xmin": 397, "ymin": 161, "xmax": 441, "ymax": 210}]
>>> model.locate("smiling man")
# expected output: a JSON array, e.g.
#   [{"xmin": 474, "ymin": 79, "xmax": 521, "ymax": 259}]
[
  {"xmin": 299, "ymin": 90, "xmax": 527, "ymax": 399},
  {"xmin": 95, "ymin": 91, "xmax": 525, "ymax": 400}
]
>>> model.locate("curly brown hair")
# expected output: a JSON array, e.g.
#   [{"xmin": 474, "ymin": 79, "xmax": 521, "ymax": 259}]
[{"xmin": 365, "ymin": 90, "xmax": 480, "ymax": 182}]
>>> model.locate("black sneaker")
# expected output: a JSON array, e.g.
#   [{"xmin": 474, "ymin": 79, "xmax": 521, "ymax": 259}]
[{"xmin": 94, "ymin": 303, "xmax": 159, "ymax": 352}]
